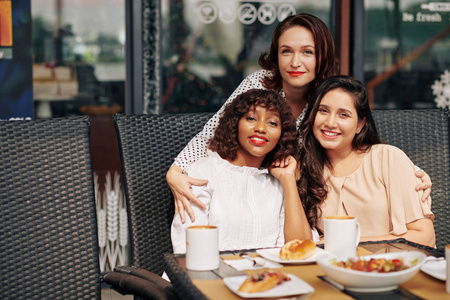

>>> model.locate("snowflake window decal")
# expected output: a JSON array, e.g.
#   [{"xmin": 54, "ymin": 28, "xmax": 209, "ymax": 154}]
[{"xmin": 432, "ymin": 69, "xmax": 450, "ymax": 109}]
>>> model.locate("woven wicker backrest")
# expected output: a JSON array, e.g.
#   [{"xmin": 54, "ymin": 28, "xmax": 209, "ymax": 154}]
[
  {"xmin": 113, "ymin": 113, "xmax": 214, "ymax": 275},
  {"xmin": 0, "ymin": 116, "xmax": 101, "ymax": 299},
  {"xmin": 372, "ymin": 109, "xmax": 450, "ymax": 250}
]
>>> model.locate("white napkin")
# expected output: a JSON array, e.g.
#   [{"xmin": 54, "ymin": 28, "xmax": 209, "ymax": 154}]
[
  {"xmin": 224, "ymin": 258, "xmax": 282, "ymax": 271},
  {"xmin": 424, "ymin": 256, "xmax": 444, "ymax": 262}
]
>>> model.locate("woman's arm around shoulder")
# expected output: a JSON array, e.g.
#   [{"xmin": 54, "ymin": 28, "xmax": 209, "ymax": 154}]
[
  {"xmin": 166, "ymin": 165, "xmax": 208, "ymax": 223},
  {"xmin": 170, "ymin": 167, "xmax": 213, "ymax": 254},
  {"xmin": 414, "ymin": 169, "xmax": 432, "ymax": 207}
]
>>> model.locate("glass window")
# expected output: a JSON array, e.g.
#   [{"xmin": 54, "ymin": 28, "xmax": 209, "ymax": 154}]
[
  {"xmin": 31, "ymin": 0, "xmax": 126, "ymax": 119},
  {"xmin": 161, "ymin": 0, "xmax": 332, "ymax": 113},
  {"xmin": 364, "ymin": 0, "xmax": 450, "ymax": 109}
]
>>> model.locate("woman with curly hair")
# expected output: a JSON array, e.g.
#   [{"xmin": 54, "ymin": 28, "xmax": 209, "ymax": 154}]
[{"xmin": 171, "ymin": 89, "xmax": 314, "ymax": 253}]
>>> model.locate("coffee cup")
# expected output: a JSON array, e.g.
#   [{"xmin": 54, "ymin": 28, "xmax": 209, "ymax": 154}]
[
  {"xmin": 324, "ymin": 215, "xmax": 361, "ymax": 258},
  {"xmin": 185, "ymin": 225, "xmax": 219, "ymax": 271}
]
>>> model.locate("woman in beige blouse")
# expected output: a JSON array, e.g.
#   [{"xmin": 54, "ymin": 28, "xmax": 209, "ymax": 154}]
[{"xmin": 296, "ymin": 75, "xmax": 435, "ymax": 247}]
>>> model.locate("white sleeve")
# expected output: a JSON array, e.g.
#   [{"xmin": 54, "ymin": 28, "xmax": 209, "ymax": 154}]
[{"xmin": 172, "ymin": 70, "xmax": 266, "ymax": 171}]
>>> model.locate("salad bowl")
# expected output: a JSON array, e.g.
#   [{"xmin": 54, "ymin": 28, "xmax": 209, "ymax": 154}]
[{"xmin": 317, "ymin": 251, "xmax": 426, "ymax": 292}]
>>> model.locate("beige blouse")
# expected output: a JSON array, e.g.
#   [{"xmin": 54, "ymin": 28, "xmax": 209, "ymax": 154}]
[{"xmin": 317, "ymin": 144, "xmax": 434, "ymax": 237}]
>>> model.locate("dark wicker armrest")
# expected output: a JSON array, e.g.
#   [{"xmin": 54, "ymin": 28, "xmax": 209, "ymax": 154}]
[
  {"xmin": 164, "ymin": 253, "xmax": 209, "ymax": 300},
  {"xmin": 103, "ymin": 267, "xmax": 179, "ymax": 300}
]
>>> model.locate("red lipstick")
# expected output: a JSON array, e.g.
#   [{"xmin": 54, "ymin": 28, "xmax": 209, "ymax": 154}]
[
  {"xmin": 288, "ymin": 71, "xmax": 304, "ymax": 77},
  {"xmin": 249, "ymin": 135, "xmax": 268, "ymax": 146}
]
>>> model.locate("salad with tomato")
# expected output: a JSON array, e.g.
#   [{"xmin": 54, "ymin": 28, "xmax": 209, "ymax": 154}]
[{"xmin": 331, "ymin": 257, "xmax": 419, "ymax": 273}]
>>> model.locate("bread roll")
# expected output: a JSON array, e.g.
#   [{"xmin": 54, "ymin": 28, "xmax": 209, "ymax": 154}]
[
  {"xmin": 238, "ymin": 270, "xmax": 290, "ymax": 293},
  {"xmin": 279, "ymin": 239, "xmax": 316, "ymax": 260}
]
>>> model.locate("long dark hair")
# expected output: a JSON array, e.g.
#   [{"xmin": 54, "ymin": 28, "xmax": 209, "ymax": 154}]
[
  {"xmin": 298, "ymin": 76, "xmax": 381, "ymax": 227},
  {"xmin": 208, "ymin": 89, "xmax": 299, "ymax": 168},
  {"xmin": 258, "ymin": 13, "xmax": 339, "ymax": 100}
]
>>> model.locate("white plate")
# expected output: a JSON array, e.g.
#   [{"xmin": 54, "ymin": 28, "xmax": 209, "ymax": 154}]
[
  {"xmin": 317, "ymin": 251, "xmax": 426, "ymax": 293},
  {"xmin": 420, "ymin": 258, "xmax": 446, "ymax": 281},
  {"xmin": 256, "ymin": 247, "xmax": 332, "ymax": 264},
  {"xmin": 223, "ymin": 273, "xmax": 314, "ymax": 298}
]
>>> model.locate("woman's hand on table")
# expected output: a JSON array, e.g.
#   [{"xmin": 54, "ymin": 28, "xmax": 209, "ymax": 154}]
[
  {"xmin": 415, "ymin": 170, "xmax": 432, "ymax": 208},
  {"xmin": 166, "ymin": 165, "xmax": 208, "ymax": 223}
]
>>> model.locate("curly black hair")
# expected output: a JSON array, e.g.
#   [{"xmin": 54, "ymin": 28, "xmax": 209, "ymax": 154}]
[{"xmin": 208, "ymin": 89, "xmax": 299, "ymax": 168}]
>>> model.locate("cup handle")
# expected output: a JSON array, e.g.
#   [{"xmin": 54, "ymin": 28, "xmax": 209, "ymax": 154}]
[{"xmin": 355, "ymin": 222, "xmax": 361, "ymax": 246}]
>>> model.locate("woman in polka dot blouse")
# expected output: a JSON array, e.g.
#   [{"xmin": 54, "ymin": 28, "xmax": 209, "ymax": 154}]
[{"xmin": 166, "ymin": 13, "xmax": 433, "ymax": 223}]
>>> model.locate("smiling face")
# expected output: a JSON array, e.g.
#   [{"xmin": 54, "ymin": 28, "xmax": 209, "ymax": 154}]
[
  {"xmin": 312, "ymin": 88, "xmax": 366, "ymax": 156},
  {"xmin": 234, "ymin": 105, "xmax": 282, "ymax": 168},
  {"xmin": 278, "ymin": 26, "xmax": 316, "ymax": 93}
]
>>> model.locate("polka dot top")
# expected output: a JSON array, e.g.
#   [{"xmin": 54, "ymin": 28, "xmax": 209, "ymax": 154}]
[{"xmin": 173, "ymin": 69, "xmax": 309, "ymax": 171}]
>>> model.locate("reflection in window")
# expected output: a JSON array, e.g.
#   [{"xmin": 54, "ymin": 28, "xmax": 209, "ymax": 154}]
[
  {"xmin": 31, "ymin": 0, "xmax": 125, "ymax": 118},
  {"xmin": 364, "ymin": 0, "xmax": 450, "ymax": 109},
  {"xmin": 161, "ymin": 0, "xmax": 332, "ymax": 114}
]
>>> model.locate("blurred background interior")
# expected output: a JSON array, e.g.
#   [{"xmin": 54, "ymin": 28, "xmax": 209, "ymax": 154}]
[{"xmin": 29, "ymin": 0, "xmax": 450, "ymax": 121}]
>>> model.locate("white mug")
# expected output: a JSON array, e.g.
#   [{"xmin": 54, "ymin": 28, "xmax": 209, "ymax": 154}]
[
  {"xmin": 446, "ymin": 244, "xmax": 450, "ymax": 294},
  {"xmin": 324, "ymin": 215, "xmax": 361, "ymax": 258},
  {"xmin": 186, "ymin": 225, "xmax": 219, "ymax": 271}
]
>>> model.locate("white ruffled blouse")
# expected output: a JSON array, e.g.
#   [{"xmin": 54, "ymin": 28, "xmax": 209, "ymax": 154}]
[{"xmin": 171, "ymin": 150, "xmax": 286, "ymax": 253}]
